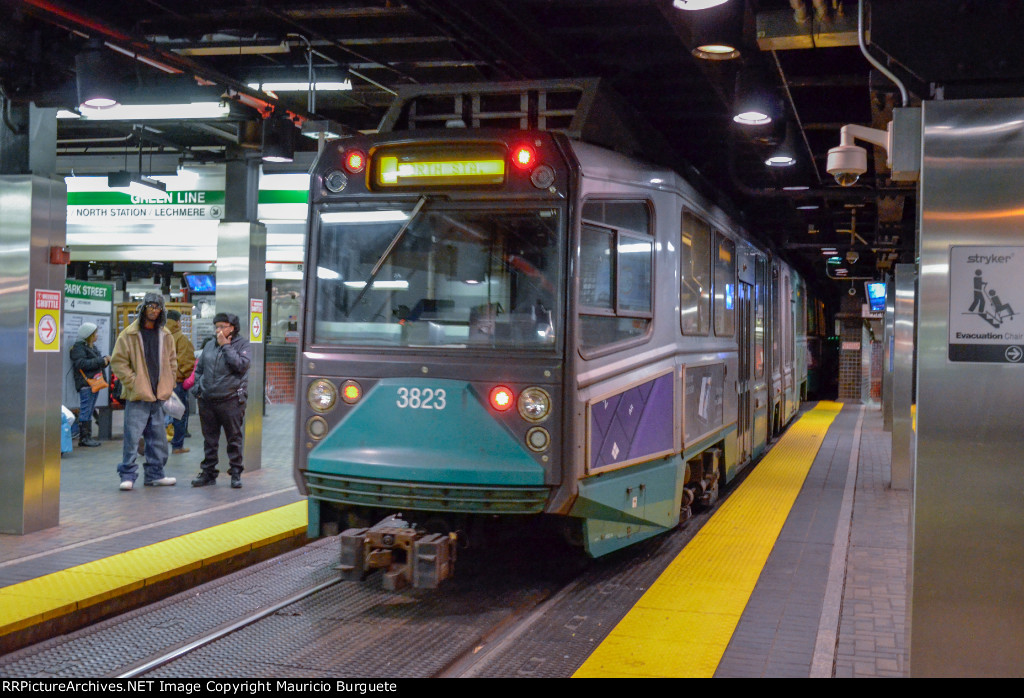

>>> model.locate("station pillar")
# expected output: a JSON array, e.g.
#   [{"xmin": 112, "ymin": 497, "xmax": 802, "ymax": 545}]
[
  {"xmin": 910, "ymin": 98, "xmax": 1024, "ymax": 676},
  {"xmin": 0, "ymin": 176, "xmax": 67, "ymax": 534},
  {"xmin": 0, "ymin": 103, "xmax": 64, "ymax": 534},
  {"xmin": 217, "ymin": 151, "xmax": 265, "ymax": 472}
]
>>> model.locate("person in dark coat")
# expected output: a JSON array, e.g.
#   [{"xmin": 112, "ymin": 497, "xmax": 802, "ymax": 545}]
[
  {"xmin": 191, "ymin": 312, "xmax": 251, "ymax": 489},
  {"xmin": 70, "ymin": 322, "xmax": 109, "ymax": 447}
]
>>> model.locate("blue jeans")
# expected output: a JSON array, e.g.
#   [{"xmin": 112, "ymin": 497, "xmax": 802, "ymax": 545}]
[
  {"xmin": 170, "ymin": 383, "xmax": 190, "ymax": 449},
  {"xmin": 78, "ymin": 386, "xmax": 96, "ymax": 423},
  {"xmin": 118, "ymin": 400, "xmax": 169, "ymax": 484}
]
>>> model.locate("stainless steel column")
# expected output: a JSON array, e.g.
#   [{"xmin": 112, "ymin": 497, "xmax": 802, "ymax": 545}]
[
  {"xmin": 891, "ymin": 264, "xmax": 914, "ymax": 491},
  {"xmin": 911, "ymin": 98, "xmax": 1024, "ymax": 676},
  {"xmin": 216, "ymin": 222, "xmax": 266, "ymax": 472},
  {"xmin": 882, "ymin": 275, "xmax": 895, "ymax": 431},
  {"xmin": 0, "ymin": 176, "xmax": 66, "ymax": 533}
]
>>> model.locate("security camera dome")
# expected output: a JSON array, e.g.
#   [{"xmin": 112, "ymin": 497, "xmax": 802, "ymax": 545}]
[{"xmin": 826, "ymin": 144, "xmax": 867, "ymax": 187}]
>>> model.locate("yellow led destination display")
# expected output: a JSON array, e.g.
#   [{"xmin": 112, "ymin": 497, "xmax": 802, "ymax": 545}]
[{"xmin": 372, "ymin": 144, "xmax": 506, "ymax": 188}]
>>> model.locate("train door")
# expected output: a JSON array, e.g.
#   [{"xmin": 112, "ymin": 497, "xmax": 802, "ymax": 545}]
[{"xmin": 737, "ymin": 281, "xmax": 753, "ymax": 462}]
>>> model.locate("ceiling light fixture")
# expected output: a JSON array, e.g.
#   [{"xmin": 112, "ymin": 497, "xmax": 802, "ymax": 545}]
[
  {"xmin": 78, "ymin": 101, "xmax": 231, "ymax": 121},
  {"xmin": 765, "ymin": 121, "xmax": 797, "ymax": 167},
  {"xmin": 248, "ymin": 80, "xmax": 352, "ymax": 93},
  {"xmin": 690, "ymin": 2, "xmax": 742, "ymax": 60},
  {"xmin": 733, "ymin": 64, "xmax": 777, "ymax": 125},
  {"xmin": 107, "ymin": 171, "xmax": 169, "ymax": 200},
  {"xmin": 262, "ymin": 114, "xmax": 297, "ymax": 163},
  {"xmin": 75, "ymin": 38, "xmax": 123, "ymax": 109},
  {"xmin": 673, "ymin": 0, "xmax": 730, "ymax": 10}
]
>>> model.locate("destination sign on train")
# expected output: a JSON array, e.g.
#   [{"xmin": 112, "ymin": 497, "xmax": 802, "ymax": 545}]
[{"xmin": 373, "ymin": 145, "xmax": 506, "ymax": 187}]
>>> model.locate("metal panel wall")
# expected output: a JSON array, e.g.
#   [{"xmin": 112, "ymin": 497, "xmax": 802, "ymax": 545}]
[
  {"xmin": 891, "ymin": 264, "xmax": 915, "ymax": 492},
  {"xmin": 882, "ymin": 275, "xmax": 895, "ymax": 432},
  {"xmin": 912, "ymin": 99, "xmax": 1024, "ymax": 676},
  {"xmin": 216, "ymin": 222, "xmax": 266, "ymax": 472},
  {"xmin": 0, "ymin": 176, "xmax": 66, "ymax": 533}
]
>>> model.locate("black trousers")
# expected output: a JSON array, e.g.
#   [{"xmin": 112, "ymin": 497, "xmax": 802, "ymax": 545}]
[{"xmin": 197, "ymin": 397, "xmax": 246, "ymax": 476}]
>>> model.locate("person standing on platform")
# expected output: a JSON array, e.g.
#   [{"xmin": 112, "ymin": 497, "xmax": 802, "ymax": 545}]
[
  {"xmin": 165, "ymin": 310, "xmax": 195, "ymax": 454},
  {"xmin": 70, "ymin": 321, "xmax": 109, "ymax": 448},
  {"xmin": 191, "ymin": 312, "xmax": 251, "ymax": 489},
  {"xmin": 110, "ymin": 293, "xmax": 177, "ymax": 491}
]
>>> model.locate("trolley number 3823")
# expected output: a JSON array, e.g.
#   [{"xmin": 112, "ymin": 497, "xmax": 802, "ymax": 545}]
[{"xmin": 395, "ymin": 387, "xmax": 447, "ymax": 410}]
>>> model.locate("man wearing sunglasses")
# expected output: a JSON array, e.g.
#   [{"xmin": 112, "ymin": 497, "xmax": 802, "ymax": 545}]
[{"xmin": 110, "ymin": 293, "xmax": 178, "ymax": 491}]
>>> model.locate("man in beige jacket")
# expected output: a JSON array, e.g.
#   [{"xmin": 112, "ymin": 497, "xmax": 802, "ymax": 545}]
[{"xmin": 110, "ymin": 293, "xmax": 178, "ymax": 491}]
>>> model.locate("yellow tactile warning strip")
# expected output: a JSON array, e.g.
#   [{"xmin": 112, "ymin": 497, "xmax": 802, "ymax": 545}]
[
  {"xmin": 0, "ymin": 501, "xmax": 307, "ymax": 637},
  {"xmin": 574, "ymin": 401, "xmax": 844, "ymax": 678}
]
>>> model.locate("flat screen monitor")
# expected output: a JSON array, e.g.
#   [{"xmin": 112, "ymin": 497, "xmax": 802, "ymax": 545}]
[
  {"xmin": 865, "ymin": 281, "xmax": 886, "ymax": 313},
  {"xmin": 185, "ymin": 274, "xmax": 215, "ymax": 293}
]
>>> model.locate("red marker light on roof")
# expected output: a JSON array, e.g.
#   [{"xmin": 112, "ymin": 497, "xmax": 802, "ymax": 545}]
[
  {"xmin": 512, "ymin": 145, "xmax": 535, "ymax": 170},
  {"xmin": 344, "ymin": 150, "xmax": 366, "ymax": 174},
  {"xmin": 489, "ymin": 386, "xmax": 515, "ymax": 411}
]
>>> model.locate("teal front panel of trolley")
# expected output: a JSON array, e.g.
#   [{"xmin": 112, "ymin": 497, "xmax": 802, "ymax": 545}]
[{"xmin": 307, "ymin": 377, "xmax": 545, "ymax": 486}]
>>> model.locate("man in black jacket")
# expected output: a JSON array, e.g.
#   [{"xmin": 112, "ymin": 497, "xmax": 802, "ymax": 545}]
[{"xmin": 191, "ymin": 312, "xmax": 251, "ymax": 489}]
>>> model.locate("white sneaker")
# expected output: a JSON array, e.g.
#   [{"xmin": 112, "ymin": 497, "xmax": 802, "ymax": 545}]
[
  {"xmin": 145, "ymin": 477, "xmax": 177, "ymax": 487},
  {"xmin": 119, "ymin": 480, "xmax": 133, "ymax": 491}
]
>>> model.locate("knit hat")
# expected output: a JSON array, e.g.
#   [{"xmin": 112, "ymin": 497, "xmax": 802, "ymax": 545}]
[
  {"xmin": 166, "ymin": 309, "xmax": 181, "ymax": 321},
  {"xmin": 77, "ymin": 322, "xmax": 98, "ymax": 341},
  {"xmin": 213, "ymin": 312, "xmax": 241, "ymax": 338},
  {"xmin": 136, "ymin": 292, "xmax": 167, "ymax": 328}
]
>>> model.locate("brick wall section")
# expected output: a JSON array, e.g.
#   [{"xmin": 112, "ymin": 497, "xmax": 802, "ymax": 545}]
[
  {"xmin": 838, "ymin": 295, "xmax": 864, "ymax": 401},
  {"xmin": 265, "ymin": 343, "xmax": 297, "ymax": 404},
  {"xmin": 869, "ymin": 338, "xmax": 883, "ymax": 399}
]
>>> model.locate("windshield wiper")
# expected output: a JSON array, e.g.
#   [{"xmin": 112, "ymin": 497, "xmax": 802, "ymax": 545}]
[{"xmin": 346, "ymin": 195, "xmax": 428, "ymax": 317}]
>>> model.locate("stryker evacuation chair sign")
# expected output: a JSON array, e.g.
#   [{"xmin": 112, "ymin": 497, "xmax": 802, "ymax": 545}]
[{"xmin": 949, "ymin": 246, "xmax": 1024, "ymax": 363}]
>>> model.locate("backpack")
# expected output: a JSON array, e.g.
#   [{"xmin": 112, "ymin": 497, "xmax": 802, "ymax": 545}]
[{"xmin": 109, "ymin": 373, "xmax": 125, "ymax": 407}]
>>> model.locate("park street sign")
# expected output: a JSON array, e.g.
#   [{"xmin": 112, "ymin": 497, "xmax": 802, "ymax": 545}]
[{"xmin": 64, "ymin": 279, "xmax": 113, "ymax": 314}]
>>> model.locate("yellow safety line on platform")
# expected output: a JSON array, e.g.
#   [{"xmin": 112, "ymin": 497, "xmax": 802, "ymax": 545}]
[
  {"xmin": 0, "ymin": 501, "xmax": 307, "ymax": 637},
  {"xmin": 573, "ymin": 401, "xmax": 843, "ymax": 678}
]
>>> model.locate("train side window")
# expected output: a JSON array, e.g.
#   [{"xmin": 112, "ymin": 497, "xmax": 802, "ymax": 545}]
[
  {"xmin": 754, "ymin": 255, "xmax": 767, "ymax": 379},
  {"xmin": 579, "ymin": 225, "xmax": 614, "ymax": 310},
  {"xmin": 713, "ymin": 233, "xmax": 735, "ymax": 337},
  {"xmin": 579, "ymin": 200, "xmax": 653, "ymax": 353},
  {"xmin": 680, "ymin": 209, "xmax": 711, "ymax": 336},
  {"xmin": 772, "ymin": 267, "xmax": 781, "ymax": 374},
  {"xmin": 784, "ymin": 274, "xmax": 793, "ymax": 368}
]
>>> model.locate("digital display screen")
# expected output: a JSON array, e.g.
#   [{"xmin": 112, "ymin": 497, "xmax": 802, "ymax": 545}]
[
  {"xmin": 186, "ymin": 274, "xmax": 215, "ymax": 293},
  {"xmin": 372, "ymin": 144, "xmax": 506, "ymax": 188},
  {"xmin": 866, "ymin": 281, "xmax": 886, "ymax": 313}
]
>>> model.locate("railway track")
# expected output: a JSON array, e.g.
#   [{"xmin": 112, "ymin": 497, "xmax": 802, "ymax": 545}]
[{"xmin": 0, "ymin": 476, "xmax": 736, "ymax": 679}]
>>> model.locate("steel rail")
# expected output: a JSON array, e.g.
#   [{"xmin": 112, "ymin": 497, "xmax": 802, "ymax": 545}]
[{"xmin": 114, "ymin": 577, "xmax": 343, "ymax": 678}]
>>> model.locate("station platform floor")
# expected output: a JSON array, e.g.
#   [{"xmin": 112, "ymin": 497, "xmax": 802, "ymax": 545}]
[{"xmin": 0, "ymin": 400, "xmax": 909, "ymax": 677}]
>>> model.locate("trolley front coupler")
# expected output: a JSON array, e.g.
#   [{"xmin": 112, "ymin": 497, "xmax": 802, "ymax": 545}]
[{"xmin": 337, "ymin": 514, "xmax": 457, "ymax": 590}]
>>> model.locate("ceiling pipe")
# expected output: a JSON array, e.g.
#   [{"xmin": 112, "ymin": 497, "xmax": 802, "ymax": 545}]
[{"xmin": 858, "ymin": 0, "xmax": 909, "ymax": 107}]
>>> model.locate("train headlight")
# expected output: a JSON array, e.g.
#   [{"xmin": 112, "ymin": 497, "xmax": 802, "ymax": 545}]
[
  {"xmin": 325, "ymin": 170, "xmax": 348, "ymax": 193},
  {"xmin": 307, "ymin": 416, "xmax": 329, "ymax": 440},
  {"xmin": 526, "ymin": 427, "xmax": 550, "ymax": 452},
  {"xmin": 307, "ymin": 379, "xmax": 337, "ymax": 413},
  {"xmin": 518, "ymin": 387, "xmax": 551, "ymax": 422},
  {"xmin": 341, "ymin": 379, "xmax": 362, "ymax": 404}
]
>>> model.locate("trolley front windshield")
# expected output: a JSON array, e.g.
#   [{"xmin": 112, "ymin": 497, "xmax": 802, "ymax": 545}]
[{"xmin": 312, "ymin": 203, "xmax": 562, "ymax": 350}]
